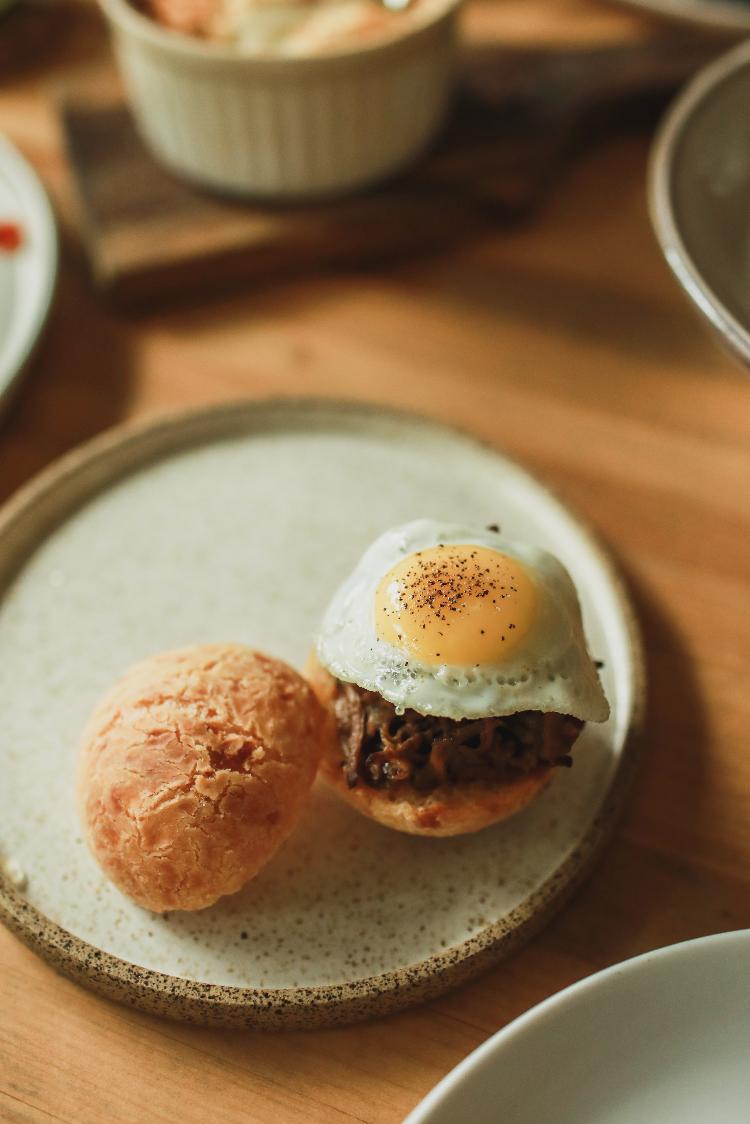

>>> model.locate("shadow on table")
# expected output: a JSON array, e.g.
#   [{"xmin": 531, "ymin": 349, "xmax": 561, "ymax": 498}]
[
  {"xmin": 586, "ymin": 557, "xmax": 719, "ymax": 947},
  {"xmin": 394, "ymin": 250, "xmax": 723, "ymax": 370},
  {"xmin": 124, "ymin": 206, "xmax": 721, "ymax": 378},
  {"xmin": 0, "ymin": 239, "xmax": 135, "ymax": 504}
]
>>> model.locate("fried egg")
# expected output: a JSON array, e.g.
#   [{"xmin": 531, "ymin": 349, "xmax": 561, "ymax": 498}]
[{"xmin": 316, "ymin": 520, "xmax": 609, "ymax": 722}]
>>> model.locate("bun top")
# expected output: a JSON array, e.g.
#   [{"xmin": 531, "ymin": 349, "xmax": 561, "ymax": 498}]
[{"xmin": 78, "ymin": 644, "xmax": 324, "ymax": 912}]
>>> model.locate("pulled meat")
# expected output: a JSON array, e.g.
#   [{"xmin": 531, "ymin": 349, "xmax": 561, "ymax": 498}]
[{"xmin": 333, "ymin": 681, "xmax": 583, "ymax": 792}]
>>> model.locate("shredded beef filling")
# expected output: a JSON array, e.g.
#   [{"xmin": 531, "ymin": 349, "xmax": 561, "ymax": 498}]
[{"xmin": 333, "ymin": 680, "xmax": 584, "ymax": 792}]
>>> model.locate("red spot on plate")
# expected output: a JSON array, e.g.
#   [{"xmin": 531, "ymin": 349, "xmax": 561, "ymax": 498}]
[{"xmin": 0, "ymin": 222, "xmax": 23, "ymax": 252}]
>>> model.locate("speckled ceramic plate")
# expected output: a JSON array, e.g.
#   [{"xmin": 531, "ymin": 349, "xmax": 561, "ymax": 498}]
[
  {"xmin": 0, "ymin": 134, "xmax": 57, "ymax": 416},
  {"xmin": 407, "ymin": 932, "xmax": 750, "ymax": 1123},
  {"xmin": 0, "ymin": 400, "xmax": 644, "ymax": 1029}
]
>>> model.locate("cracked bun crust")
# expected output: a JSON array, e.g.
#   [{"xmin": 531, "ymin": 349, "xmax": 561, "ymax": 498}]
[
  {"xmin": 77, "ymin": 645, "xmax": 324, "ymax": 912},
  {"xmin": 306, "ymin": 651, "xmax": 551, "ymax": 837}
]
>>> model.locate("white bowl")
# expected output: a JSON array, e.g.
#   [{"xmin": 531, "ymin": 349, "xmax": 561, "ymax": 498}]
[
  {"xmin": 407, "ymin": 931, "xmax": 750, "ymax": 1123},
  {"xmin": 98, "ymin": 0, "xmax": 462, "ymax": 199}
]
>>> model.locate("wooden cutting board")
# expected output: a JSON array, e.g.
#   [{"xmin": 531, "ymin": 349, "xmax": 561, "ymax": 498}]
[{"xmin": 59, "ymin": 37, "xmax": 717, "ymax": 302}]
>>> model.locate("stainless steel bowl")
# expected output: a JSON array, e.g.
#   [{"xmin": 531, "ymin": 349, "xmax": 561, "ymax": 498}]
[{"xmin": 649, "ymin": 39, "xmax": 750, "ymax": 367}]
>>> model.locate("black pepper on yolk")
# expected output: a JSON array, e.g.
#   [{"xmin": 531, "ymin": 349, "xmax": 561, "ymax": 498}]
[{"xmin": 375, "ymin": 544, "xmax": 537, "ymax": 666}]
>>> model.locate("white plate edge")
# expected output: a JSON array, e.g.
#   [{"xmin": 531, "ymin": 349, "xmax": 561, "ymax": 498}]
[
  {"xmin": 405, "ymin": 928, "xmax": 750, "ymax": 1122},
  {"xmin": 0, "ymin": 133, "xmax": 59, "ymax": 414}
]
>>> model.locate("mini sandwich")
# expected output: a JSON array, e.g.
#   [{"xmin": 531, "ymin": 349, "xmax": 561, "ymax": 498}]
[{"xmin": 306, "ymin": 520, "xmax": 609, "ymax": 837}]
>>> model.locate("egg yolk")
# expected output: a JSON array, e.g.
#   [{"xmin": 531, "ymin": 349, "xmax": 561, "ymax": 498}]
[{"xmin": 375, "ymin": 544, "xmax": 536, "ymax": 666}]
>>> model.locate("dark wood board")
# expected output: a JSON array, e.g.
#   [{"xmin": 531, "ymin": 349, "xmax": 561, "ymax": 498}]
[{"xmin": 59, "ymin": 37, "xmax": 718, "ymax": 302}]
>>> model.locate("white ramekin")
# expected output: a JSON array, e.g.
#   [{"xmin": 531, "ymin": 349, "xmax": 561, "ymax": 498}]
[{"xmin": 97, "ymin": 0, "xmax": 462, "ymax": 199}]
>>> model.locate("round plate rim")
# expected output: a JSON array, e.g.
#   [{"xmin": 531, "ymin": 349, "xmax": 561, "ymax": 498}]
[
  {"xmin": 0, "ymin": 397, "xmax": 646, "ymax": 1029},
  {"xmin": 0, "ymin": 134, "xmax": 58, "ymax": 415},
  {"xmin": 405, "ymin": 929, "xmax": 750, "ymax": 1122},
  {"xmin": 648, "ymin": 39, "xmax": 750, "ymax": 369}
]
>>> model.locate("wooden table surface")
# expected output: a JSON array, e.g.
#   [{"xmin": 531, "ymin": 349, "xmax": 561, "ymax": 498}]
[{"xmin": 2, "ymin": 1, "xmax": 750, "ymax": 1120}]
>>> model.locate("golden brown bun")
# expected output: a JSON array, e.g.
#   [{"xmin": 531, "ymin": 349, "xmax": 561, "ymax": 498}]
[
  {"xmin": 145, "ymin": 0, "xmax": 222, "ymax": 37},
  {"xmin": 78, "ymin": 644, "xmax": 324, "ymax": 912},
  {"xmin": 305, "ymin": 651, "xmax": 551, "ymax": 838}
]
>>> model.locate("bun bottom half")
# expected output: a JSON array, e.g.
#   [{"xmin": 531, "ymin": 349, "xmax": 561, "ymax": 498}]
[{"xmin": 305, "ymin": 652, "xmax": 551, "ymax": 838}]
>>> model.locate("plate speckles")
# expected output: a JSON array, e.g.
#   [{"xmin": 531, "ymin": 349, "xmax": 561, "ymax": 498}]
[{"xmin": 0, "ymin": 399, "xmax": 644, "ymax": 1028}]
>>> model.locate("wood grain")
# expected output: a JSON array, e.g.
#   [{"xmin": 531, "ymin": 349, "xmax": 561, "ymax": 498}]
[{"xmin": 1, "ymin": 0, "xmax": 749, "ymax": 1120}]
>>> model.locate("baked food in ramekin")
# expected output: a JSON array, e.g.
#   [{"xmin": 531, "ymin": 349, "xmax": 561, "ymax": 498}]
[{"xmin": 97, "ymin": 0, "xmax": 462, "ymax": 198}]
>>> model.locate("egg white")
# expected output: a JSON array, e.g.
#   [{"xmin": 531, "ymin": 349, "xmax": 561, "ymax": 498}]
[{"xmin": 316, "ymin": 520, "xmax": 610, "ymax": 722}]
